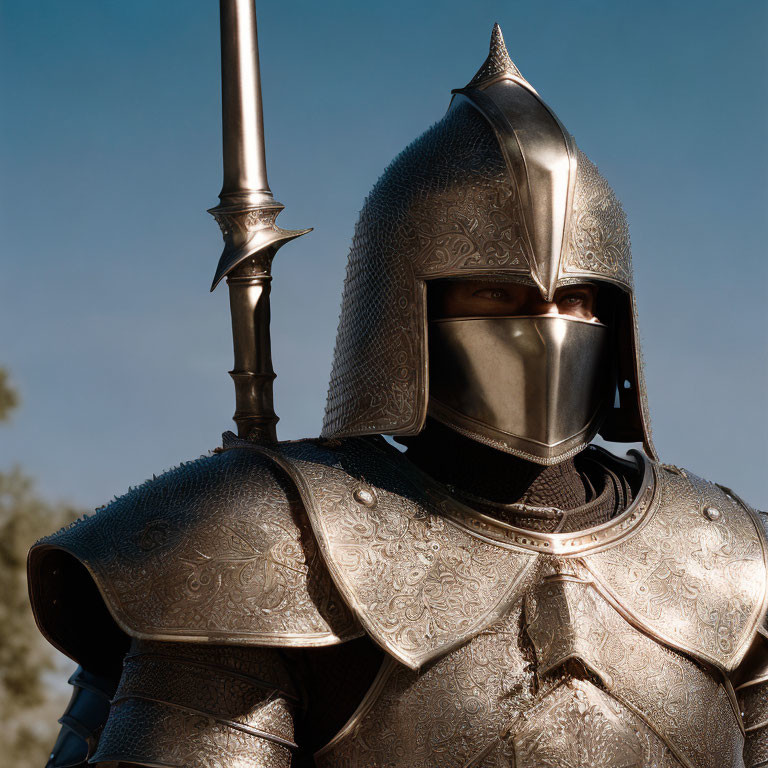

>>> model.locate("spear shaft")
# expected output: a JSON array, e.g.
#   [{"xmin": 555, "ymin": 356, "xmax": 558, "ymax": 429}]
[{"xmin": 209, "ymin": 0, "xmax": 310, "ymax": 443}]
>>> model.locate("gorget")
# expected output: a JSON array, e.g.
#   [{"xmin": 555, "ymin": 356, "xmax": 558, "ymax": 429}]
[{"xmin": 440, "ymin": 456, "xmax": 628, "ymax": 533}]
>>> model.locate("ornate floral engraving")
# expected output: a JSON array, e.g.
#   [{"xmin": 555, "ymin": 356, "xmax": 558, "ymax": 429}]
[
  {"xmin": 30, "ymin": 447, "xmax": 360, "ymax": 647},
  {"xmin": 585, "ymin": 468, "xmax": 768, "ymax": 671},
  {"xmin": 293, "ymin": 442, "xmax": 756, "ymax": 767},
  {"xmin": 322, "ymin": 87, "xmax": 651, "ymax": 463},
  {"xmin": 500, "ymin": 680, "xmax": 676, "ymax": 768},
  {"xmin": 316, "ymin": 606, "xmax": 539, "ymax": 768},
  {"xmin": 525, "ymin": 577, "xmax": 743, "ymax": 768},
  {"xmin": 562, "ymin": 150, "xmax": 633, "ymax": 287},
  {"xmin": 318, "ymin": 563, "xmax": 743, "ymax": 768},
  {"xmin": 323, "ymin": 101, "xmax": 529, "ymax": 438},
  {"xmin": 271, "ymin": 439, "xmax": 538, "ymax": 669}
]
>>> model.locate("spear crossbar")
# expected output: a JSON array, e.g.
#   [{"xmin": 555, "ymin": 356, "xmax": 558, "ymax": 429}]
[{"xmin": 209, "ymin": 0, "xmax": 310, "ymax": 443}]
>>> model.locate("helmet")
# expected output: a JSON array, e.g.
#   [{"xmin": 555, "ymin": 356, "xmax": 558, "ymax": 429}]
[{"xmin": 322, "ymin": 24, "xmax": 654, "ymax": 462}]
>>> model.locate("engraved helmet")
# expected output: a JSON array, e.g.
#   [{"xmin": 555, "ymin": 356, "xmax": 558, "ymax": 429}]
[{"xmin": 322, "ymin": 24, "xmax": 655, "ymax": 462}]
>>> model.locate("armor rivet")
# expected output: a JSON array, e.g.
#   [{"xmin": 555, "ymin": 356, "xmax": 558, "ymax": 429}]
[
  {"xmin": 703, "ymin": 506, "xmax": 721, "ymax": 521},
  {"xmin": 353, "ymin": 487, "xmax": 377, "ymax": 508}
]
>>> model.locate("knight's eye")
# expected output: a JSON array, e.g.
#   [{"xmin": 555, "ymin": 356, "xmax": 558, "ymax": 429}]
[
  {"xmin": 473, "ymin": 288, "xmax": 508, "ymax": 301},
  {"xmin": 560, "ymin": 293, "xmax": 586, "ymax": 305}
]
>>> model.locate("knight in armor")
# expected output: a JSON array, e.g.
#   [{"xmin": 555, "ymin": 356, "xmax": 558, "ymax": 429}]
[{"xmin": 29, "ymin": 21, "xmax": 767, "ymax": 768}]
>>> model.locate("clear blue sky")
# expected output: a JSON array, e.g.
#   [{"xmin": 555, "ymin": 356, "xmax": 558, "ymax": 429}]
[{"xmin": 1, "ymin": 0, "xmax": 766, "ymax": 507}]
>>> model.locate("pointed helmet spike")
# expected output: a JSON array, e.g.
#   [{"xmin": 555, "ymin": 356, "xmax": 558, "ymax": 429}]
[{"xmin": 463, "ymin": 23, "xmax": 533, "ymax": 91}]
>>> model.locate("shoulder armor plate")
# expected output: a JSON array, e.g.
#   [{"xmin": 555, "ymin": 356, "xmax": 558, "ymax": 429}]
[
  {"xmin": 258, "ymin": 438, "xmax": 539, "ymax": 670},
  {"xmin": 28, "ymin": 442, "xmax": 361, "ymax": 665},
  {"xmin": 584, "ymin": 466, "xmax": 768, "ymax": 671}
]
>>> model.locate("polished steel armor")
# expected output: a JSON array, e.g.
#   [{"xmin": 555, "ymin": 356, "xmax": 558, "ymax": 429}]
[
  {"xmin": 27, "ymin": 18, "xmax": 767, "ymax": 768},
  {"xmin": 429, "ymin": 315, "xmax": 611, "ymax": 462},
  {"xmin": 29, "ymin": 436, "xmax": 768, "ymax": 766}
]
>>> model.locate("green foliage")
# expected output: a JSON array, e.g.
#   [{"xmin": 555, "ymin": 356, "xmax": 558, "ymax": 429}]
[
  {"xmin": 0, "ymin": 368, "xmax": 80, "ymax": 766},
  {"xmin": 0, "ymin": 368, "xmax": 19, "ymax": 422}
]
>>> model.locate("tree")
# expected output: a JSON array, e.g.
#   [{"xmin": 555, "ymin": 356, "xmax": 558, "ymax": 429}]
[{"xmin": 0, "ymin": 369, "xmax": 80, "ymax": 766}]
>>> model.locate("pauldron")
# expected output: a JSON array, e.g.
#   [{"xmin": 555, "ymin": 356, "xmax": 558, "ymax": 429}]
[{"xmin": 28, "ymin": 436, "xmax": 361, "ymax": 672}]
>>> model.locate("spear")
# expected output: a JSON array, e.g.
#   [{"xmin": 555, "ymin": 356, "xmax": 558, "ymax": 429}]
[{"xmin": 208, "ymin": 0, "xmax": 310, "ymax": 442}]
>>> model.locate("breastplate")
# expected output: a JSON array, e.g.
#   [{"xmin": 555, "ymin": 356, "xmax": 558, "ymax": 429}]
[
  {"xmin": 257, "ymin": 439, "xmax": 766, "ymax": 768},
  {"xmin": 315, "ymin": 558, "xmax": 743, "ymax": 768}
]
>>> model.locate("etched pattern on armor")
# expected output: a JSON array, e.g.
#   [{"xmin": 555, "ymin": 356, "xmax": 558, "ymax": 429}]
[
  {"xmin": 585, "ymin": 468, "xmax": 768, "ymax": 671},
  {"xmin": 739, "ymin": 676, "xmax": 768, "ymax": 768},
  {"xmin": 271, "ymin": 439, "xmax": 538, "ymax": 669},
  {"xmin": 487, "ymin": 680, "xmax": 679, "ymax": 768},
  {"xmin": 316, "ymin": 559, "xmax": 743, "ymax": 768},
  {"xmin": 744, "ymin": 728, "xmax": 768, "ymax": 768},
  {"xmin": 464, "ymin": 23, "xmax": 527, "ymax": 90},
  {"xmin": 744, "ymin": 729, "xmax": 768, "ymax": 766},
  {"xmin": 30, "ymin": 447, "xmax": 360, "ymax": 647},
  {"xmin": 562, "ymin": 150, "xmax": 633, "ymax": 287},
  {"xmin": 321, "ymin": 77, "xmax": 652, "ymax": 460},
  {"xmin": 314, "ymin": 594, "xmax": 705, "ymax": 768},
  {"xmin": 525, "ymin": 575, "xmax": 743, "ymax": 768},
  {"xmin": 324, "ymin": 101, "xmax": 529, "ymax": 437},
  {"xmin": 93, "ymin": 698, "xmax": 292, "ymax": 768},
  {"xmin": 92, "ymin": 640, "xmax": 297, "ymax": 768},
  {"xmin": 741, "ymin": 680, "xmax": 768, "ymax": 732},
  {"xmin": 260, "ymin": 439, "xmax": 766, "ymax": 677},
  {"xmin": 315, "ymin": 606, "xmax": 538, "ymax": 768}
]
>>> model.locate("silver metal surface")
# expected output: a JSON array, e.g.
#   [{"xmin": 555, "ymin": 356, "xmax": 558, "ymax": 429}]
[
  {"xmin": 452, "ymin": 81, "xmax": 577, "ymax": 303},
  {"xmin": 209, "ymin": 0, "xmax": 310, "ymax": 441},
  {"xmin": 27, "ymin": 436, "xmax": 768, "ymax": 765},
  {"xmin": 322, "ymin": 23, "xmax": 654, "ymax": 461},
  {"xmin": 92, "ymin": 640, "xmax": 298, "ymax": 768},
  {"xmin": 704, "ymin": 505, "xmax": 722, "ymax": 521},
  {"xmin": 352, "ymin": 487, "xmax": 377, "ymax": 507},
  {"xmin": 27, "ymin": 444, "xmax": 362, "ymax": 652},
  {"xmin": 24, "ymin": 14, "xmax": 768, "ymax": 768},
  {"xmin": 428, "ymin": 315, "xmax": 610, "ymax": 463}
]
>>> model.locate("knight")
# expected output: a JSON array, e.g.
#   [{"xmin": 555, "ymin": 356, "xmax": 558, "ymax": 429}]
[{"xmin": 29, "ymin": 9, "xmax": 767, "ymax": 768}]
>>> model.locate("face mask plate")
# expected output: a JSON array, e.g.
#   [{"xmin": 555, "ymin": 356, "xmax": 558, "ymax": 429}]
[{"xmin": 428, "ymin": 315, "xmax": 610, "ymax": 464}]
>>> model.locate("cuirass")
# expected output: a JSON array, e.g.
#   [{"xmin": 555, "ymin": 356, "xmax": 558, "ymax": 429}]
[{"xmin": 315, "ymin": 559, "xmax": 743, "ymax": 768}]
